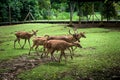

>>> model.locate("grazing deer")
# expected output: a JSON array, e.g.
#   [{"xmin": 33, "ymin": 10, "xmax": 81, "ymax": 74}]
[{"xmin": 14, "ymin": 30, "xmax": 38, "ymax": 49}]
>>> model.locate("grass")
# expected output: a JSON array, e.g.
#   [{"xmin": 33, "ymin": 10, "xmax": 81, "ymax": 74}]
[{"xmin": 0, "ymin": 23, "xmax": 120, "ymax": 80}]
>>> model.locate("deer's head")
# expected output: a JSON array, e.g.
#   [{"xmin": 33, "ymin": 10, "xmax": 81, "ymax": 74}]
[{"xmin": 32, "ymin": 30, "xmax": 38, "ymax": 36}]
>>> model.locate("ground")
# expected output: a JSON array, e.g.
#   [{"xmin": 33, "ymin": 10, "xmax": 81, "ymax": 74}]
[
  {"xmin": 0, "ymin": 54, "xmax": 120, "ymax": 80},
  {"xmin": 0, "ymin": 52, "xmax": 53, "ymax": 80}
]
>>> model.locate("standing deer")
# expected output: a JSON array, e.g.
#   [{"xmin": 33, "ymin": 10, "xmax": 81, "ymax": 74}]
[
  {"xmin": 47, "ymin": 30, "xmax": 86, "ymax": 43},
  {"xmin": 14, "ymin": 30, "xmax": 38, "ymax": 49},
  {"xmin": 43, "ymin": 40, "xmax": 82, "ymax": 63},
  {"xmin": 28, "ymin": 35, "xmax": 49, "ymax": 55},
  {"xmin": 41, "ymin": 29, "xmax": 86, "ymax": 57},
  {"xmin": 68, "ymin": 29, "xmax": 86, "ymax": 52}
]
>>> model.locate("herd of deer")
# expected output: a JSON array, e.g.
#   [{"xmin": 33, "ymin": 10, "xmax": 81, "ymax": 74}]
[{"xmin": 14, "ymin": 29, "xmax": 86, "ymax": 63}]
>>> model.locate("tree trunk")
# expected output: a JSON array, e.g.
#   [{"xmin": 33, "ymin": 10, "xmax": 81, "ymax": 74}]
[
  {"xmin": 9, "ymin": 5, "xmax": 11, "ymax": 24},
  {"xmin": 69, "ymin": 2, "xmax": 75, "ymax": 26},
  {"xmin": 78, "ymin": 7, "xmax": 81, "ymax": 25},
  {"xmin": 92, "ymin": 3, "xmax": 94, "ymax": 23}
]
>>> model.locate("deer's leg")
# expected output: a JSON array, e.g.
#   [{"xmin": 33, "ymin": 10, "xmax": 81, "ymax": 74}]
[
  {"xmin": 35, "ymin": 45, "xmax": 39, "ymax": 55},
  {"xmin": 45, "ymin": 48, "xmax": 51, "ymax": 57},
  {"xmin": 17, "ymin": 38, "xmax": 22, "ymax": 48},
  {"xmin": 14, "ymin": 38, "xmax": 17, "ymax": 48},
  {"xmin": 70, "ymin": 46, "xmax": 76, "ymax": 58},
  {"xmin": 62, "ymin": 51, "xmax": 67, "ymax": 63},
  {"xmin": 28, "ymin": 44, "xmax": 36, "ymax": 55},
  {"xmin": 50, "ymin": 50, "xmax": 55, "ymax": 61},
  {"xmin": 28, "ymin": 39, "xmax": 31, "ymax": 48},
  {"xmin": 22, "ymin": 39, "xmax": 26, "ymax": 49},
  {"xmin": 68, "ymin": 48, "xmax": 73, "ymax": 60},
  {"xmin": 41, "ymin": 47, "xmax": 47, "ymax": 58},
  {"xmin": 70, "ymin": 47, "xmax": 74, "ymax": 52},
  {"xmin": 53, "ymin": 50, "xmax": 57, "ymax": 61},
  {"xmin": 71, "ymin": 46, "xmax": 77, "ymax": 53},
  {"xmin": 73, "ymin": 46, "xmax": 77, "ymax": 51},
  {"xmin": 41, "ymin": 48, "xmax": 45, "ymax": 58},
  {"xmin": 59, "ymin": 51, "xmax": 63, "ymax": 63},
  {"xmin": 45, "ymin": 49, "xmax": 49, "ymax": 57}
]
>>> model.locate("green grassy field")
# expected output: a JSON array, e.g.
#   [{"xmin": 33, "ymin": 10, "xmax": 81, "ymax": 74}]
[{"xmin": 0, "ymin": 23, "xmax": 120, "ymax": 80}]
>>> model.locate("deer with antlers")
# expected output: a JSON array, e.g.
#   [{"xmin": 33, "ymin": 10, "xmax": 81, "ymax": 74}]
[
  {"xmin": 14, "ymin": 30, "xmax": 38, "ymax": 49},
  {"xmin": 40, "ymin": 29, "xmax": 86, "ymax": 57},
  {"xmin": 46, "ymin": 29, "xmax": 86, "ymax": 52}
]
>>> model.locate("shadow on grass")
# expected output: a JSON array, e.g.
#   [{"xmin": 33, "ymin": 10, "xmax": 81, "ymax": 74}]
[
  {"xmin": 90, "ymin": 66, "xmax": 120, "ymax": 80},
  {"xmin": 13, "ymin": 47, "xmax": 30, "ymax": 50},
  {"xmin": 45, "ymin": 62, "xmax": 66, "ymax": 67},
  {"xmin": 53, "ymin": 65, "xmax": 120, "ymax": 80},
  {"xmin": 101, "ymin": 26, "xmax": 120, "ymax": 32}
]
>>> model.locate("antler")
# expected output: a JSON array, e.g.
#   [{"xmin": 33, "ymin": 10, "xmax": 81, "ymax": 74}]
[
  {"xmin": 73, "ymin": 26, "xmax": 78, "ymax": 34},
  {"xmin": 44, "ymin": 34, "xmax": 50, "ymax": 38},
  {"xmin": 69, "ymin": 29, "xmax": 73, "ymax": 35}
]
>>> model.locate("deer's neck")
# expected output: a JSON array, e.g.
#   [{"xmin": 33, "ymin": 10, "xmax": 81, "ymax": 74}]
[
  {"xmin": 69, "ymin": 43, "xmax": 74, "ymax": 47},
  {"xmin": 29, "ymin": 33, "xmax": 34, "ymax": 37}
]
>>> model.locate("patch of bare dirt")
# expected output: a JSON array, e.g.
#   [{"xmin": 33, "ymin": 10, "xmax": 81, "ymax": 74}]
[{"xmin": 0, "ymin": 54, "xmax": 51, "ymax": 80}]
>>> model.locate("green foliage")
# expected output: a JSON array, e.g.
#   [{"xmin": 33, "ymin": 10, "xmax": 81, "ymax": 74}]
[
  {"xmin": 10, "ymin": 0, "xmax": 23, "ymax": 21},
  {"xmin": 0, "ymin": 1, "xmax": 119, "ymax": 21},
  {"xmin": 101, "ymin": 1, "xmax": 118, "ymax": 20},
  {"xmin": 57, "ymin": 12, "xmax": 69, "ymax": 20},
  {"xmin": 0, "ymin": 1, "xmax": 9, "ymax": 22},
  {"xmin": 38, "ymin": 0, "xmax": 51, "ymax": 10},
  {"xmin": 82, "ymin": 2, "xmax": 93, "ymax": 16}
]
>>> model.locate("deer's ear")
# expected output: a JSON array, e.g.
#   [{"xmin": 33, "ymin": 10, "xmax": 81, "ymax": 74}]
[
  {"xmin": 82, "ymin": 32, "xmax": 85, "ymax": 34},
  {"xmin": 32, "ymin": 30, "xmax": 34, "ymax": 32}
]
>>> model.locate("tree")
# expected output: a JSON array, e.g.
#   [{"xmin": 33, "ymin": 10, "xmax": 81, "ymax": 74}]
[
  {"xmin": 102, "ymin": 1, "xmax": 117, "ymax": 21},
  {"xmin": 0, "ymin": 0, "xmax": 9, "ymax": 22},
  {"xmin": 10, "ymin": 0, "xmax": 23, "ymax": 21},
  {"xmin": 38, "ymin": 0, "xmax": 51, "ymax": 19},
  {"xmin": 76, "ymin": 2, "xmax": 84, "ymax": 24},
  {"xmin": 82, "ymin": 2, "xmax": 93, "ymax": 21}
]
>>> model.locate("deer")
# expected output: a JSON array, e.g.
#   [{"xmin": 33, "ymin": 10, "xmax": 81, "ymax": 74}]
[
  {"xmin": 28, "ymin": 29, "xmax": 86, "ymax": 56},
  {"xmin": 14, "ymin": 30, "xmax": 38, "ymax": 49},
  {"xmin": 68, "ymin": 29, "xmax": 86, "ymax": 51},
  {"xmin": 47, "ymin": 29, "xmax": 86, "ymax": 52},
  {"xmin": 47, "ymin": 29, "xmax": 86, "ymax": 43},
  {"xmin": 28, "ymin": 35, "xmax": 49, "ymax": 55},
  {"xmin": 40, "ymin": 29, "xmax": 86, "ymax": 57},
  {"xmin": 43, "ymin": 40, "xmax": 82, "ymax": 63}
]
